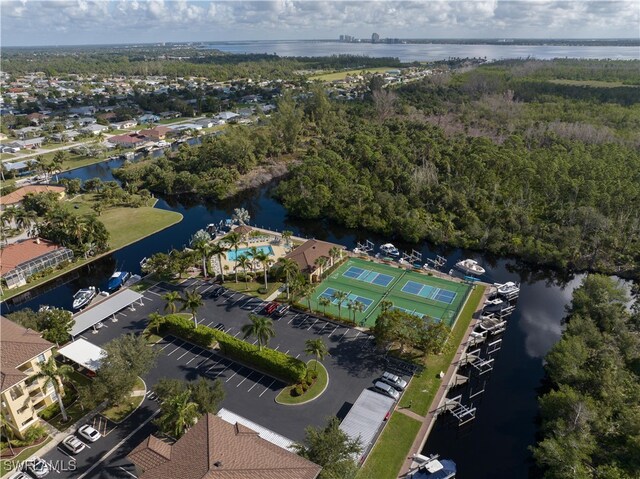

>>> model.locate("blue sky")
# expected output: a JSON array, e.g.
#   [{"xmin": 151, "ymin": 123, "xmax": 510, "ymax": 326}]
[{"xmin": 2, "ymin": 0, "xmax": 638, "ymax": 46}]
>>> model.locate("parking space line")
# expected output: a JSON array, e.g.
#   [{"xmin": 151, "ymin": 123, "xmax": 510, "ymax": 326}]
[
  {"xmin": 146, "ymin": 290, "xmax": 163, "ymax": 297},
  {"xmin": 236, "ymin": 371, "xmax": 256, "ymax": 387},
  {"xmin": 231, "ymin": 295, "xmax": 247, "ymax": 307},
  {"xmin": 118, "ymin": 466, "xmax": 138, "ymax": 478},
  {"xmin": 273, "ymin": 345, "xmax": 280, "ymax": 351},
  {"xmin": 252, "ymin": 302, "xmax": 266, "ymax": 313},
  {"xmin": 354, "ymin": 331, "xmax": 361, "ymax": 339},
  {"xmin": 193, "ymin": 352, "xmax": 215, "ymax": 367},
  {"xmin": 158, "ymin": 339, "xmax": 176, "ymax": 351},
  {"xmin": 328, "ymin": 325, "xmax": 339, "ymax": 336},
  {"xmin": 306, "ymin": 318, "xmax": 319, "ymax": 331},
  {"xmin": 119, "ymin": 312, "xmax": 128, "ymax": 317},
  {"xmin": 295, "ymin": 354, "xmax": 300, "ymax": 358},
  {"xmin": 225, "ymin": 327, "xmax": 234, "ymax": 334},
  {"xmin": 167, "ymin": 342, "xmax": 185, "ymax": 356},
  {"xmin": 260, "ymin": 379, "xmax": 277, "ymax": 397},
  {"xmin": 226, "ymin": 293, "xmax": 238, "ymax": 302},
  {"xmin": 233, "ymin": 331, "xmax": 241, "ymax": 338},
  {"xmin": 288, "ymin": 313, "xmax": 300, "ymax": 324},
  {"xmin": 176, "ymin": 344, "xmax": 198, "ymax": 360},
  {"xmin": 204, "ymin": 357, "xmax": 225, "ymax": 373},
  {"xmin": 200, "ymin": 284, "xmax": 215, "ymax": 294},
  {"xmin": 284, "ymin": 349, "xmax": 289, "ymax": 355},
  {"xmin": 223, "ymin": 367, "xmax": 239, "ymax": 381},
  {"xmin": 339, "ymin": 330, "xmax": 350, "ymax": 340}
]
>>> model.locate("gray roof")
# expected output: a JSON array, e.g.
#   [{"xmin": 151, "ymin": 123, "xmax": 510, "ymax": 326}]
[
  {"xmin": 339, "ymin": 389, "xmax": 395, "ymax": 462},
  {"xmin": 57, "ymin": 338, "xmax": 105, "ymax": 372},
  {"xmin": 70, "ymin": 289, "xmax": 143, "ymax": 337},
  {"xmin": 5, "ymin": 160, "xmax": 35, "ymax": 171}
]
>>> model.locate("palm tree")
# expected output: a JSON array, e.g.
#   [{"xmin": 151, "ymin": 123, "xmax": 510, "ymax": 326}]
[
  {"xmin": 193, "ymin": 240, "xmax": 213, "ymax": 278},
  {"xmin": 34, "ymin": 358, "xmax": 73, "ymax": 423},
  {"xmin": 236, "ymin": 254, "xmax": 252, "ymax": 291},
  {"xmin": 300, "ymin": 283, "xmax": 315, "ymax": 311},
  {"xmin": 277, "ymin": 257, "xmax": 300, "ymax": 299},
  {"xmin": 281, "ymin": 230, "xmax": 293, "ymax": 247},
  {"xmin": 329, "ymin": 246, "xmax": 341, "ymax": 266},
  {"xmin": 1, "ymin": 209, "xmax": 16, "ymax": 228},
  {"xmin": 0, "ymin": 414, "xmax": 15, "ymax": 455},
  {"xmin": 180, "ymin": 289, "xmax": 204, "ymax": 327},
  {"xmin": 241, "ymin": 314, "xmax": 275, "ymax": 351},
  {"xmin": 253, "ymin": 250, "xmax": 272, "ymax": 291},
  {"xmin": 352, "ymin": 300, "xmax": 365, "ymax": 324},
  {"xmin": 318, "ymin": 296, "xmax": 331, "ymax": 316},
  {"xmin": 148, "ymin": 312, "xmax": 164, "ymax": 335},
  {"xmin": 224, "ymin": 232, "xmax": 243, "ymax": 283},
  {"xmin": 247, "ymin": 246, "xmax": 262, "ymax": 273},
  {"xmin": 209, "ymin": 242, "xmax": 228, "ymax": 282},
  {"xmin": 232, "ymin": 207, "xmax": 250, "ymax": 225},
  {"xmin": 305, "ymin": 339, "xmax": 329, "ymax": 371},
  {"xmin": 380, "ymin": 299, "xmax": 394, "ymax": 314},
  {"xmin": 156, "ymin": 389, "xmax": 199, "ymax": 439},
  {"xmin": 332, "ymin": 290, "xmax": 348, "ymax": 320},
  {"xmin": 163, "ymin": 291, "xmax": 181, "ymax": 314},
  {"xmin": 313, "ymin": 256, "xmax": 329, "ymax": 280}
]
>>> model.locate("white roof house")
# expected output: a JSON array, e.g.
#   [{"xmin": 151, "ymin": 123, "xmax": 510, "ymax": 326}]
[{"xmin": 217, "ymin": 111, "xmax": 239, "ymax": 121}]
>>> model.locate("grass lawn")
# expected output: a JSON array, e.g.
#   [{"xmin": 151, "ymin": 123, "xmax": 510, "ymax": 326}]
[
  {"xmin": 223, "ymin": 280, "xmax": 283, "ymax": 300},
  {"xmin": 43, "ymin": 369, "xmax": 93, "ymax": 431},
  {"xmin": 357, "ymin": 412, "xmax": 422, "ymax": 479},
  {"xmin": 159, "ymin": 117, "xmax": 185, "ymax": 124},
  {"xmin": 355, "ymin": 285, "xmax": 485, "ymax": 479},
  {"xmin": 276, "ymin": 360, "xmax": 328, "ymax": 405},
  {"xmin": 0, "ymin": 437, "xmax": 52, "ymax": 476},
  {"xmin": 102, "ymin": 377, "xmax": 145, "ymax": 423},
  {"xmin": 309, "ymin": 67, "xmax": 395, "ymax": 81}
]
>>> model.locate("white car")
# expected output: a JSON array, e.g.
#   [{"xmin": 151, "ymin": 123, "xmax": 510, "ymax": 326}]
[
  {"xmin": 373, "ymin": 381, "xmax": 400, "ymax": 400},
  {"xmin": 77, "ymin": 424, "xmax": 101, "ymax": 443},
  {"xmin": 380, "ymin": 371, "xmax": 408, "ymax": 391},
  {"xmin": 62, "ymin": 435, "xmax": 86, "ymax": 454},
  {"xmin": 26, "ymin": 457, "xmax": 49, "ymax": 478}
]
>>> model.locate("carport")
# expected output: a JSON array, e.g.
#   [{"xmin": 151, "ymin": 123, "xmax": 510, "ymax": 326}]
[
  {"xmin": 70, "ymin": 289, "xmax": 144, "ymax": 338},
  {"xmin": 339, "ymin": 389, "xmax": 396, "ymax": 464},
  {"xmin": 57, "ymin": 338, "xmax": 105, "ymax": 372}
]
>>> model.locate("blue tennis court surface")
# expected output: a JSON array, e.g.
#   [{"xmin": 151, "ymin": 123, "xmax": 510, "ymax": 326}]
[
  {"xmin": 401, "ymin": 281, "xmax": 457, "ymax": 305},
  {"xmin": 343, "ymin": 266, "xmax": 394, "ymax": 287},
  {"xmin": 319, "ymin": 287, "xmax": 374, "ymax": 311}
]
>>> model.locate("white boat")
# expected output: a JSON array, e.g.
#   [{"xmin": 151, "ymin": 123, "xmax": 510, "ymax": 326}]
[
  {"xmin": 409, "ymin": 454, "xmax": 456, "ymax": 478},
  {"xmin": 73, "ymin": 287, "xmax": 97, "ymax": 310},
  {"xmin": 496, "ymin": 281, "xmax": 520, "ymax": 299},
  {"xmin": 454, "ymin": 258, "xmax": 485, "ymax": 276},
  {"xmin": 380, "ymin": 243, "xmax": 400, "ymax": 257}
]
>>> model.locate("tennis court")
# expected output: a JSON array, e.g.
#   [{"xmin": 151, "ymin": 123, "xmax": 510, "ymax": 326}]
[{"xmin": 309, "ymin": 257, "xmax": 471, "ymax": 328}]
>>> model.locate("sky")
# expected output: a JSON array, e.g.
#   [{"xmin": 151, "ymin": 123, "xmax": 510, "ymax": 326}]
[{"xmin": 1, "ymin": 0, "xmax": 638, "ymax": 47}]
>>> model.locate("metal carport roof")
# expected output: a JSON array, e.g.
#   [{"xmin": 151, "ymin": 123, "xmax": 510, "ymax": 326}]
[
  {"xmin": 57, "ymin": 338, "xmax": 105, "ymax": 372},
  {"xmin": 70, "ymin": 289, "xmax": 144, "ymax": 337}
]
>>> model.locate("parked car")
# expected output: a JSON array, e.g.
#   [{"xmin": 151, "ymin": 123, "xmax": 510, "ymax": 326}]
[
  {"xmin": 263, "ymin": 302, "xmax": 279, "ymax": 315},
  {"xmin": 380, "ymin": 371, "xmax": 408, "ymax": 391},
  {"xmin": 274, "ymin": 304, "xmax": 290, "ymax": 317},
  {"xmin": 62, "ymin": 435, "xmax": 86, "ymax": 454},
  {"xmin": 211, "ymin": 286, "xmax": 225, "ymax": 299},
  {"xmin": 373, "ymin": 381, "xmax": 400, "ymax": 400},
  {"xmin": 26, "ymin": 457, "xmax": 49, "ymax": 478},
  {"xmin": 77, "ymin": 424, "xmax": 101, "ymax": 443},
  {"xmin": 214, "ymin": 322, "xmax": 225, "ymax": 331}
]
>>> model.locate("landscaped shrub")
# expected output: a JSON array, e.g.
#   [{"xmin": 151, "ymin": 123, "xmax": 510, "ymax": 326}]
[
  {"xmin": 292, "ymin": 384, "xmax": 303, "ymax": 397},
  {"xmin": 159, "ymin": 314, "xmax": 307, "ymax": 384}
]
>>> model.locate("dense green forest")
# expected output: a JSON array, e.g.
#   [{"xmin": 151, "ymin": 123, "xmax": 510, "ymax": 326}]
[{"xmin": 532, "ymin": 275, "xmax": 640, "ymax": 478}]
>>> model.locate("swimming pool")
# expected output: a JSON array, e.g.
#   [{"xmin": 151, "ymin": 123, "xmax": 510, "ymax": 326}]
[{"xmin": 227, "ymin": 245, "xmax": 274, "ymax": 261}]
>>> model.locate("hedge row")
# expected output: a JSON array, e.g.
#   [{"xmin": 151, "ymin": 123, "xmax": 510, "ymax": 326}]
[{"xmin": 158, "ymin": 314, "xmax": 307, "ymax": 384}]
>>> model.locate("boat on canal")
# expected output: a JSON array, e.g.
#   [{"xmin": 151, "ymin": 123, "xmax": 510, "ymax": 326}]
[
  {"xmin": 72, "ymin": 287, "xmax": 97, "ymax": 310},
  {"xmin": 454, "ymin": 258, "xmax": 485, "ymax": 276}
]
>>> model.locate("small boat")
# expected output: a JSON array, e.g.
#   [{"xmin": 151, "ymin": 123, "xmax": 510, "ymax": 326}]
[
  {"xmin": 206, "ymin": 223, "xmax": 218, "ymax": 237},
  {"xmin": 409, "ymin": 454, "xmax": 456, "ymax": 478},
  {"xmin": 496, "ymin": 281, "xmax": 520, "ymax": 299},
  {"xmin": 73, "ymin": 287, "xmax": 97, "ymax": 310},
  {"xmin": 454, "ymin": 258, "xmax": 485, "ymax": 276},
  {"xmin": 380, "ymin": 243, "xmax": 400, "ymax": 257},
  {"xmin": 106, "ymin": 271, "xmax": 131, "ymax": 292}
]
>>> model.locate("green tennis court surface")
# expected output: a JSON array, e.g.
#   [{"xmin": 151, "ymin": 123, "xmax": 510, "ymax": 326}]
[{"xmin": 309, "ymin": 258, "xmax": 471, "ymax": 328}]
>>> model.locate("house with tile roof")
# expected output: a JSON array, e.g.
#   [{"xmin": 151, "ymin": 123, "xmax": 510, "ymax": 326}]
[
  {"xmin": 0, "ymin": 316, "xmax": 56, "ymax": 439},
  {"xmin": 0, "ymin": 185, "xmax": 66, "ymax": 211},
  {"xmin": 0, "ymin": 238, "xmax": 74, "ymax": 289},
  {"xmin": 283, "ymin": 239, "xmax": 346, "ymax": 283},
  {"xmin": 128, "ymin": 413, "xmax": 322, "ymax": 479}
]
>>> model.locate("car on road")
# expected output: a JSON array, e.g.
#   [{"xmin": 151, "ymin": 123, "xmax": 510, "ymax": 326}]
[
  {"xmin": 379, "ymin": 371, "xmax": 407, "ymax": 391},
  {"xmin": 274, "ymin": 304, "xmax": 290, "ymax": 317},
  {"xmin": 62, "ymin": 435, "xmax": 86, "ymax": 454},
  {"xmin": 373, "ymin": 381, "xmax": 400, "ymax": 400},
  {"xmin": 7, "ymin": 472, "xmax": 30, "ymax": 479},
  {"xmin": 208, "ymin": 286, "xmax": 225, "ymax": 299},
  {"xmin": 77, "ymin": 424, "xmax": 101, "ymax": 443},
  {"xmin": 26, "ymin": 457, "xmax": 49, "ymax": 478},
  {"xmin": 262, "ymin": 302, "xmax": 279, "ymax": 315},
  {"xmin": 214, "ymin": 322, "xmax": 225, "ymax": 331}
]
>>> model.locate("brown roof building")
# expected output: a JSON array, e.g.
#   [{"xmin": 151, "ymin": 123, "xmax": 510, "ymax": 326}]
[
  {"xmin": 0, "ymin": 185, "xmax": 65, "ymax": 210},
  {"xmin": 128, "ymin": 413, "xmax": 321, "ymax": 479},
  {"xmin": 0, "ymin": 238, "xmax": 74, "ymax": 289},
  {"xmin": 139, "ymin": 126, "xmax": 171, "ymax": 141},
  {"xmin": 283, "ymin": 239, "xmax": 345, "ymax": 282}
]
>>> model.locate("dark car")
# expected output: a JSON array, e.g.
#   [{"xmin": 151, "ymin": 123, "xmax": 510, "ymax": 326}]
[
  {"xmin": 211, "ymin": 286, "xmax": 225, "ymax": 299},
  {"xmin": 263, "ymin": 302, "xmax": 279, "ymax": 315},
  {"xmin": 274, "ymin": 304, "xmax": 290, "ymax": 317}
]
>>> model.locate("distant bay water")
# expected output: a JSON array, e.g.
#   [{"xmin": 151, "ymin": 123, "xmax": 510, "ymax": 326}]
[{"xmin": 204, "ymin": 40, "xmax": 639, "ymax": 62}]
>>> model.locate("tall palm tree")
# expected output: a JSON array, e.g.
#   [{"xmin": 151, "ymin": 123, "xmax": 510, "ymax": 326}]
[
  {"xmin": 247, "ymin": 246, "xmax": 262, "ymax": 273},
  {"xmin": 332, "ymin": 290, "xmax": 348, "ymax": 320},
  {"xmin": 241, "ymin": 314, "xmax": 275, "ymax": 351},
  {"xmin": 1, "ymin": 209, "xmax": 16, "ymax": 228},
  {"xmin": 380, "ymin": 299, "xmax": 394, "ymax": 314},
  {"xmin": 0, "ymin": 414, "xmax": 15, "ymax": 455},
  {"xmin": 236, "ymin": 254, "xmax": 251, "ymax": 291},
  {"xmin": 253, "ymin": 250, "xmax": 272, "ymax": 291},
  {"xmin": 180, "ymin": 289, "xmax": 204, "ymax": 327},
  {"xmin": 352, "ymin": 300, "xmax": 365, "ymax": 324},
  {"xmin": 156, "ymin": 389, "xmax": 199, "ymax": 439},
  {"xmin": 305, "ymin": 339, "xmax": 328, "ymax": 371},
  {"xmin": 224, "ymin": 232, "xmax": 243, "ymax": 283},
  {"xmin": 318, "ymin": 296, "xmax": 331, "ymax": 316},
  {"xmin": 163, "ymin": 291, "xmax": 181, "ymax": 314},
  {"xmin": 209, "ymin": 242, "xmax": 228, "ymax": 282},
  {"xmin": 313, "ymin": 256, "xmax": 329, "ymax": 280},
  {"xmin": 281, "ymin": 230, "xmax": 293, "ymax": 247},
  {"xmin": 193, "ymin": 240, "xmax": 213, "ymax": 278},
  {"xmin": 277, "ymin": 257, "xmax": 300, "ymax": 299},
  {"xmin": 148, "ymin": 312, "xmax": 164, "ymax": 335},
  {"xmin": 300, "ymin": 283, "xmax": 315, "ymax": 311},
  {"xmin": 329, "ymin": 246, "xmax": 341, "ymax": 266},
  {"xmin": 34, "ymin": 358, "xmax": 73, "ymax": 423}
]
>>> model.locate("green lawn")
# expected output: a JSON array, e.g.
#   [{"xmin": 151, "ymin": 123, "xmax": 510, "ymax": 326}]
[
  {"xmin": 356, "ymin": 285, "xmax": 485, "ymax": 479},
  {"xmin": 222, "ymin": 279, "xmax": 283, "ymax": 300},
  {"xmin": 0, "ymin": 437, "xmax": 52, "ymax": 476},
  {"xmin": 310, "ymin": 67, "xmax": 395, "ymax": 81},
  {"xmin": 276, "ymin": 360, "xmax": 328, "ymax": 405},
  {"xmin": 102, "ymin": 377, "xmax": 145, "ymax": 423},
  {"xmin": 357, "ymin": 412, "xmax": 422, "ymax": 479}
]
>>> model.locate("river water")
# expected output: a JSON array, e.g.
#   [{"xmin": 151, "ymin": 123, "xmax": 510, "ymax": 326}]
[
  {"xmin": 204, "ymin": 40, "xmax": 640, "ymax": 62},
  {"xmin": 2, "ymin": 160, "xmax": 625, "ymax": 477}
]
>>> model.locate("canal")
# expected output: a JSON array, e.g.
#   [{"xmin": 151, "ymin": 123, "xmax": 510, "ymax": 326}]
[{"xmin": 2, "ymin": 159, "xmax": 604, "ymax": 478}]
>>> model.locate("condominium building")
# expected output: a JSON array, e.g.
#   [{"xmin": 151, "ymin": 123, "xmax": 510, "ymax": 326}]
[{"xmin": 0, "ymin": 316, "xmax": 56, "ymax": 439}]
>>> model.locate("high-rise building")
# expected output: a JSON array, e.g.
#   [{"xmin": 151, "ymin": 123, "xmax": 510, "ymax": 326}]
[{"xmin": 371, "ymin": 33, "xmax": 380, "ymax": 43}]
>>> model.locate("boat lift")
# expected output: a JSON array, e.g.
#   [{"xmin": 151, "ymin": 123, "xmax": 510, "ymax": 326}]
[
  {"xmin": 402, "ymin": 249, "xmax": 423, "ymax": 266},
  {"xmin": 355, "ymin": 240, "xmax": 375, "ymax": 255},
  {"xmin": 435, "ymin": 395, "xmax": 477, "ymax": 426},
  {"xmin": 424, "ymin": 255, "xmax": 446, "ymax": 270}
]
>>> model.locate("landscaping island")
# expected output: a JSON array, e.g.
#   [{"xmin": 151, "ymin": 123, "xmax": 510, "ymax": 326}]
[{"xmin": 275, "ymin": 360, "xmax": 328, "ymax": 405}]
